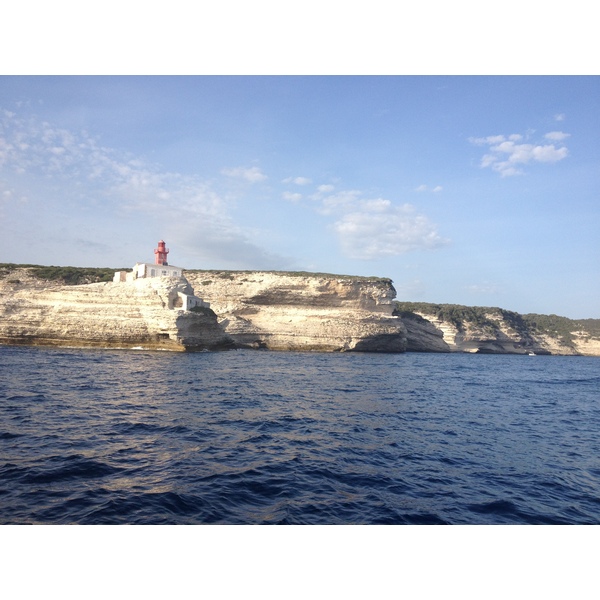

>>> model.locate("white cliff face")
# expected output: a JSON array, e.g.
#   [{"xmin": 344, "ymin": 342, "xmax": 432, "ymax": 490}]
[
  {"xmin": 397, "ymin": 312, "xmax": 450, "ymax": 352},
  {"xmin": 5, "ymin": 266, "xmax": 595, "ymax": 356},
  {"xmin": 409, "ymin": 311, "xmax": 536, "ymax": 354},
  {"xmin": 0, "ymin": 269, "xmax": 233, "ymax": 351},
  {"xmin": 396, "ymin": 307, "xmax": 597, "ymax": 355},
  {"xmin": 569, "ymin": 332, "xmax": 600, "ymax": 357},
  {"xmin": 184, "ymin": 271, "xmax": 407, "ymax": 352}
]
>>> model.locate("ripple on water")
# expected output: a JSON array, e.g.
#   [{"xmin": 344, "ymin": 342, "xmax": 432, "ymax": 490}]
[{"xmin": 1, "ymin": 347, "xmax": 600, "ymax": 524}]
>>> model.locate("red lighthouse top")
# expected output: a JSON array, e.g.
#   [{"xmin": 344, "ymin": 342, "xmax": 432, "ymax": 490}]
[{"xmin": 154, "ymin": 240, "xmax": 169, "ymax": 265}]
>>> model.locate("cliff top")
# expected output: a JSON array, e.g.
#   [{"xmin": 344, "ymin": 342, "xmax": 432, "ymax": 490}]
[
  {"xmin": 185, "ymin": 268, "xmax": 392, "ymax": 284},
  {"xmin": 0, "ymin": 263, "xmax": 125, "ymax": 286},
  {"xmin": 394, "ymin": 301, "xmax": 600, "ymax": 342},
  {"xmin": 1, "ymin": 263, "xmax": 392, "ymax": 286},
  {"xmin": 3, "ymin": 264, "xmax": 597, "ymax": 338}
]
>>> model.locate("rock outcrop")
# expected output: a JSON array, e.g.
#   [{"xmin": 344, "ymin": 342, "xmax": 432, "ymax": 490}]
[
  {"xmin": 184, "ymin": 270, "xmax": 407, "ymax": 352},
  {"xmin": 3, "ymin": 264, "xmax": 597, "ymax": 356},
  {"xmin": 0, "ymin": 268, "xmax": 233, "ymax": 351},
  {"xmin": 0, "ymin": 266, "xmax": 407, "ymax": 353},
  {"xmin": 394, "ymin": 302, "xmax": 600, "ymax": 356},
  {"xmin": 570, "ymin": 332, "xmax": 600, "ymax": 356},
  {"xmin": 397, "ymin": 312, "xmax": 451, "ymax": 353}
]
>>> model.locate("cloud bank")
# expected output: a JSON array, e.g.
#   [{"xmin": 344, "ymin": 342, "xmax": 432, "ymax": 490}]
[
  {"xmin": 311, "ymin": 186, "xmax": 448, "ymax": 260},
  {"xmin": 469, "ymin": 131, "xmax": 569, "ymax": 177}
]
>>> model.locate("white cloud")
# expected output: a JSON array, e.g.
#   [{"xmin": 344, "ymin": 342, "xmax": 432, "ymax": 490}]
[
  {"xmin": 221, "ymin": 165, "xmax": 267, "ymax": 183},
  {"xmin": 317, "ymin": 189, "xmax": 362, "ymax": 215},
  {"xmin": 0, "ymin": 108, "xmax": 289, "ymax": 270},
  {"xmin": 416, "ymin": 184, "xmax": 442, "ymax": 193},
  {"xmin": 470, "ymin": 130, "xmax": 569, "ymax": 177},
  {"xmin": 312, "ymin": 186, "xmax": 447, "ymax": 259},
  {"xmin": 469, "ymin": 135, "xmax": 506, "ymax": 146},
  {"xmin": 545, "ymin": 131, "xmax": 570, "ymax": 141},
  {"xmin": 554, "ymin": 113, "xmax": 566, "ymax": 121},
  {"xmin": 283, "ymin": 176, "xmax": 311, "ymax": 185},
  {"xmin": 317, "ymin": 184, "xmax": 334, "ymax": 193},
  {"xmin": 282, "ymin": 191, "xmax": 302, "ymax": 203},
  {"xmin": 531, "ymin": 144, "xmax": 568, "ymax": 162},
  {"xmin": 333, "ymin": 202, "xmax": 448, "ymax": 260},
  {"xmin": 0, "ymin": 111, "xmax": 85, "ymax": 176}
]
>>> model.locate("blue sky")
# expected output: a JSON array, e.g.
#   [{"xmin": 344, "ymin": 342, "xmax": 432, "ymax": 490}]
[{"xmin": 1, "ymin": 76, "xmax": 598, "ymax": 318}]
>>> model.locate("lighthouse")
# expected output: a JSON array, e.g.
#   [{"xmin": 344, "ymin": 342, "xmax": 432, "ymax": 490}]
[
  {"xmin": 112, "ymin": 239, "xmax": 210, "ymax": 312},
  {"xmin": 113, "ymin": 239, "xmax": 182, "ymax": 281},
  {"xmin": 154, "ymin": 240, "xmax": 169, "ymax": 265}
]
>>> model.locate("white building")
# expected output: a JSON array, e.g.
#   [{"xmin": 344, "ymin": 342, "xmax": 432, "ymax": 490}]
[
  {"xmin": 113, "ymin": 262, "xmax": 183, "ymax": 283},
  {"xmin": 112, "ymin": 241, "xmax": 210, "ymax": 312}
]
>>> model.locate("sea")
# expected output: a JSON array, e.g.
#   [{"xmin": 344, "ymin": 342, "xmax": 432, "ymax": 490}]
[{"xmin": 1, "ymin": 345, "xmax": 599, "ymax": 525}]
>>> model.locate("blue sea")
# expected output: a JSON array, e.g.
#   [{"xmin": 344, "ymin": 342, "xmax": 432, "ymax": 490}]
[{"xmin": 1, "ymin": 345, "xmax": 599, "ymax": 525}]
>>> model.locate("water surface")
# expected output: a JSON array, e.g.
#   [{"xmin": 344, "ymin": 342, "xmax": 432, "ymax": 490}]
[{"xmin": 1, "ymin": 346, "xmax": 599, "ymax": 524}]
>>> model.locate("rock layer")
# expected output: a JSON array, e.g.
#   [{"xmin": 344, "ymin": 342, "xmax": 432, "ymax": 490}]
[
  {"xmin": 184, "ymin": 271, "xmax": 407, "ymax": 352},
  {"xmin": 395, "ymin": 304, "xmax": 600, "ymax": 356},
  {"xmin": 3, "ymin": 265, "xmax": 597, "ymax": 356},
  {"xmin": 397, "ymin": 312, "xmax": 451, "ymax": 353},
  {"xmin": 0, "ymin": 268, "xmax": 233, "ymax": 351}
]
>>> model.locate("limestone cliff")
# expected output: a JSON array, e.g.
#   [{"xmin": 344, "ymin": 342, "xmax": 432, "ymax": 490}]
[
  {"xmin": 394, "ymin": 302, "xmax": 600, "ymax": 356},
  {"xmin": 0, "ymin": 266, "xmax": 407, "ymax": 353},
  {"xmin": 396, "ymin": 312, "xmax": 451, "ymax": 353},
  {"xmin": 4, "ymin": 264, "xmax": 596, "ymax": 356},
  {"xmin": 184, "ymin": 270, "xmax": 407, "ymax": 352},
  {"xmin": 0, "ymin": 267, "xmax": 233, "ymax": 351}
]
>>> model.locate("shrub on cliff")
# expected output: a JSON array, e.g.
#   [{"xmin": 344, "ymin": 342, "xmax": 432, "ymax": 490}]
[
  {"xmin": 0, "ymin": 264, "xmax": 124, "ymax": 285},
  {"xmin": 395, "ymin": 301, "xmax": 600, "ymax": 345}
]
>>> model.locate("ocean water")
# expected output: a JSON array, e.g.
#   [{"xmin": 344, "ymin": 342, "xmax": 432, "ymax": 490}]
[{"xmin": 1, "ymin": 345, "xmax": 599, "ymax": 524}]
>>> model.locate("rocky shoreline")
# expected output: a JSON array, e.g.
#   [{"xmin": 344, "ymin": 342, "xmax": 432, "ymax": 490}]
[
  {"xmin": 1, "ymin": 264, "xmax": 598, "ymax": 355},
  {"xmin": 394, "ymin": 302, "xmax": 600, "ymax": 356}
]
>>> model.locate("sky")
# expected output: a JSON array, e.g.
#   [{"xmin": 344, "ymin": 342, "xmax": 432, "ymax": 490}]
[{"xmin": 1, "ymin": 75, "xmax": 599, "ymax": 318}]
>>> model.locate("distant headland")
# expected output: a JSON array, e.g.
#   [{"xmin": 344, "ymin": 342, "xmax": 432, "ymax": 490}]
[{"xmin": 1, "ymin": 241, "xmax": 599, "ymax": 355}]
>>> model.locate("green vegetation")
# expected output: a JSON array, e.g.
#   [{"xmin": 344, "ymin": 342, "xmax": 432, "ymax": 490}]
[
  {"xmin": 394, "ymin": 301, "xmax": 600, "ymax": 345},
  {"xmin": 394, "ymin": 302, "xmax": 503, "ymax": 332},
  {"xmin": 0, "ymin": 263, "xmax": 36, "ymax": 277},
  {"xmin": 393, "ymin": 310, "xmax": 430, "ymax": 324},
  {"xmin": 521, "ymin": 314, "xmax": 600, "ymax": 343},
  {"xmin": 185, "ymin": 268, "xmax": 392, "ymax": 284},
  {"xmin": 3, "ymin": 263, "xmax": 391, "ymax": 286},
  {"xmin": 577, "ymin": 319, "xmax": 600, "ymax": 337},
  {"xmin": 0, "ymin": 263, "xmax": 124, "ymax": 285}
]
